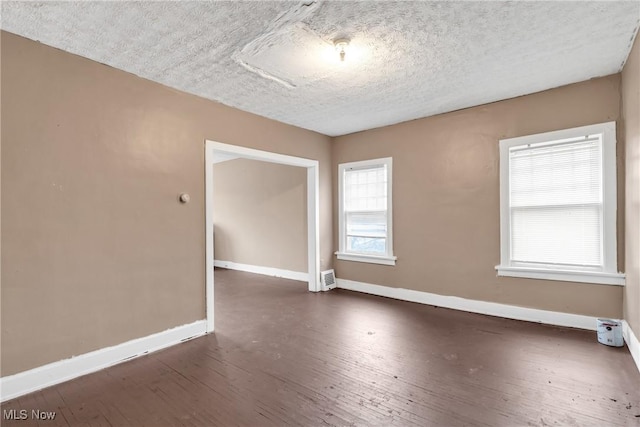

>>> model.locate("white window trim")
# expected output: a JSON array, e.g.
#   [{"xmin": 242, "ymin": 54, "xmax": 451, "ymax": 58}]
[
  {"xmin": 335, "ymin": 157, "xmax": 396, "ymax": 266},
  {"xmin": 495, "ymin": 121, "xmax": 625, "ymax": 286},
  {"xmin": 335, "ymin": 252, "xmax": 397, "ymax": 266}
]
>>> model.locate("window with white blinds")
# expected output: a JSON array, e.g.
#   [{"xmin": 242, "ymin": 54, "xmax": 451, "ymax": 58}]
[
  {"xmin": 337, "ymin": 158, "xmax": 396, "ymax": 265},
  {"xmin": 497, "ymin": 122, "xmax": 624, "ymax": 286},
  {"xmin": 510, "ymin": 137, "xmax": 602, "ymax": 268}
]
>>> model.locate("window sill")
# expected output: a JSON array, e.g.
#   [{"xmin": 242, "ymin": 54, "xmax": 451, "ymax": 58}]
[
  {"xmin": 495, "ymin": 265, "xmax": 625, "ymax": 286},
  {"xmin": 335, "ymin": 252, "xmax": 397, "ymax": 266}
]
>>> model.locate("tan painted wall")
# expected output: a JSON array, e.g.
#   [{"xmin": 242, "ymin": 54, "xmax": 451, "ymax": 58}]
[
  {"xmin": 212, "ymin": 158, "xmax": 307, "ymax": 273},
  {"xmin": 333, "ymin": 75, "xmax": 625, "ymax": 317},
  {"xmin": 0, "ymin": 32, "xmax": 333, "ymax": 376},
  {"xmin": 623, "ymin": 35, "xmax": 640, "ymax": 336}
]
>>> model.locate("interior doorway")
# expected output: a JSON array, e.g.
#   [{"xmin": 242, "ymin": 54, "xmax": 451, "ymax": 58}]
[{"xmin": 205, "ymin": 140, "xmax": 320, "ymax": 333}]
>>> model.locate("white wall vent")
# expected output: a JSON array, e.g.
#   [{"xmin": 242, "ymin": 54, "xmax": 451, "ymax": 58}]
[{"xmin": 320, "ymin": 269, "xmax": 336, "ymax": 291}]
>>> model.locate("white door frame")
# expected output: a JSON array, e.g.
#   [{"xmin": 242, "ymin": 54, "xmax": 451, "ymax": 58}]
[{"xmin": 205, "ymin": 140, "xmax": 321, "ymax": 332}]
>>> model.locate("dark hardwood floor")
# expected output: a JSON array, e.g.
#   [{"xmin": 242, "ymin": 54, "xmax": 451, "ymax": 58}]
[{"xmin": 3, "ymin": 268, "xmax": 640, "ymax": 426}]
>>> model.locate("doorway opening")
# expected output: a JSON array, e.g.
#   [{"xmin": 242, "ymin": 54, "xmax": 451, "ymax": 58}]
[{"xmin": 205, "ymin": 141, "xmax": 320, "ymax": 332}]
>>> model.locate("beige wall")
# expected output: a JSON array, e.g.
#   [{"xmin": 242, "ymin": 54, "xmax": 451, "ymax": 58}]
[
  {"xmin": 333, "ymin": 75, "xmax": 624, "ymax": 317},
  {"xmin": 212, "ymin": 158, "xmax": 307, "ymax": 273},
  {"xmin": 0, "ymin": 31, "xmax": 333, "ymax": 376},
  {"xmin": 623, "ymin": 35, "xmax": 640, "ymax": 336}
]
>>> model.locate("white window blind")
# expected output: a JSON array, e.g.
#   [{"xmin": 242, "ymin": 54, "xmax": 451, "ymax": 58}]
[
  {"xmin": 509, "ymin": 136, "xmax": 603, "ymax": 269},
  {"xmin": 344, "ymin": 165, "xmax": 388, "ymax": 255}
]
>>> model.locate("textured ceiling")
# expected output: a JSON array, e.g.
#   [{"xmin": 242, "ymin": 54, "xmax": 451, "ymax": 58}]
[{"xmin": 1, "ymin": 1, "xmax": 639, "ymax": 136}]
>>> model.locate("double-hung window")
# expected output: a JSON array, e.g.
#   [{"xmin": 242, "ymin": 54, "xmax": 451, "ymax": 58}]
[
  {"xmin": 496, "ymin": 122, "xmax": 624, "ymax": 285},
  {"xmin": 336, "ymin": 157, "xmax": 396, "ymax": 266}
]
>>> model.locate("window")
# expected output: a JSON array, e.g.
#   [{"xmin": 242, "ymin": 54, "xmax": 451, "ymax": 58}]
[
  {"xmin": 496, "ymin": 122, "xmax": 624, "ymax": 285},
  {"xmin": 336, "ymin": 157, "xmax": 396, "ymax": 266}
]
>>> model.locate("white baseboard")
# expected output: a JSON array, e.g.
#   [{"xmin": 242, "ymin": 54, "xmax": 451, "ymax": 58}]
[
  {"xmin": 214, "ymin": 260, "xmax": 308, "ymax": 282},
  {"xmin": 0, "ymin": 320, "xmax": 207, "ymax": 403},
  {"xmin": 336, "ymin": 278, "xmax": 599, "ymax": 331},
  {"xmin": 622, "ymin": 320, "xmax": 640, "ymax": 373}
]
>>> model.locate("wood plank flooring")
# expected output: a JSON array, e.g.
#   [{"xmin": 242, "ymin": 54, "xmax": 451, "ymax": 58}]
[{"xmin": 2, "ymin": 268, "xmax": 640, "ymax": 426}]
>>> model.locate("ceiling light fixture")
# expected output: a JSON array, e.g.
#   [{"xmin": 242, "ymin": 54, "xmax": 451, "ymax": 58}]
[{"xmin": 334, "ymin": 38, "xmax": 350, "ymax": 62}]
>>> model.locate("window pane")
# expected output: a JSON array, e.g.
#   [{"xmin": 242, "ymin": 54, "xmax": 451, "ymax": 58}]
[
  {"xmin": 511, "ymin": 205, "xmax": 601, "ymax": 267},
  {"xmin": 347, "ymin": 237, "xmax": 386, "ymax": 255},
  {"xmin": 510, "ymin": 138, "xmax": 602, "ymax": 207},
  {"xmin": 346, "ymin": 211, "xmax": 386, "ymax": 255},
  {"xmin": 346, "ymin": 211, "xmax": 387, "ymax": 238},
  {"xmin": 344, "ymin": 165, "xmax": 387, "ymax": 212}
]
